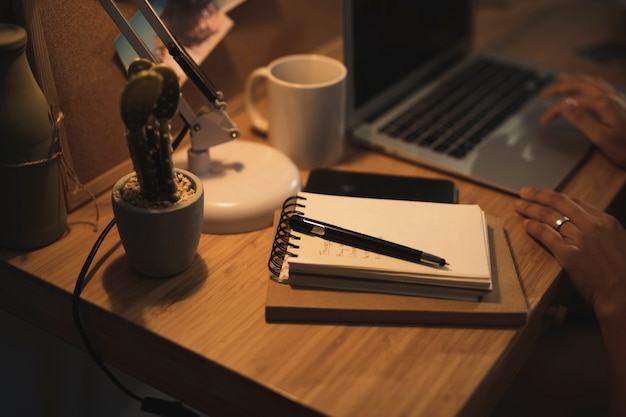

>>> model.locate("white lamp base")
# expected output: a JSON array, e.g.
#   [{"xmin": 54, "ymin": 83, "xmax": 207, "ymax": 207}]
[{"xmin": 173, "ymin": 141, "xmax": 301, "ymax": 234}]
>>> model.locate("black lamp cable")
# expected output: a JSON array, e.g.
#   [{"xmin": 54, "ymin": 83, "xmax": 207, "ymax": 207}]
[{"xmin": 71, "ymin": 123, "xmax": 199, "ymax": 417}]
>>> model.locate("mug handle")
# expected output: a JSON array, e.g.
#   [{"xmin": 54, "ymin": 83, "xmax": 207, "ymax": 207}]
[{"xmin": 244, "ymin": 67, "xmax": 270, "ymax": 134}]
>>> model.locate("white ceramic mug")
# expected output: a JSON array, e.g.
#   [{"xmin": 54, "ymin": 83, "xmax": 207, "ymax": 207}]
[{"xmin": 245, "ymin": 54, "xmax": 347, "ymax": 169}]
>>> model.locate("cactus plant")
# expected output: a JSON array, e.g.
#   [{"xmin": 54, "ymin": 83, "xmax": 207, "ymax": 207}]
[{"xmin": 120, "ymin": 58, "xmax": 181, "ymax": 203}]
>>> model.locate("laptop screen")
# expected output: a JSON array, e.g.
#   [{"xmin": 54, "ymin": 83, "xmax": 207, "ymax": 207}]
[{"xmin": 344, "ymin": 0, "xmax": 472, "ymax": 128}]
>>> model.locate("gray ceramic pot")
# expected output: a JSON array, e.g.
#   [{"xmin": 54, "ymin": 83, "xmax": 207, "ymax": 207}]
[{"xmin": 112, "ymin": 168, "xmax": 204, "ymax": 277}]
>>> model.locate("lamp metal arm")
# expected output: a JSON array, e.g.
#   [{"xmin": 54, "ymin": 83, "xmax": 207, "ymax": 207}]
[{"xmin": 98, "ymin": 0, "xmax": 239, "ymax": 158}]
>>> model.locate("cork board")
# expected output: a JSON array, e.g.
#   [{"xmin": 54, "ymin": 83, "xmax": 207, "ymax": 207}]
[{"xmin": 14, "ymin": 0, "xmax": 341, "ymax": 211}]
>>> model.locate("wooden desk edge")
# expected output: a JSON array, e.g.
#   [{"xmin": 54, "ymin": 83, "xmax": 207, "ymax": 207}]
[{"xmin": 0, "ymin": 260, "xmax": 328, "ymax": 416}]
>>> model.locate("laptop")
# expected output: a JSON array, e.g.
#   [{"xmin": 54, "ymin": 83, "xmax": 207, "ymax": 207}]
[{"xmin": 343, "ymin": 0, "xmax": 591, "ymax": 194}]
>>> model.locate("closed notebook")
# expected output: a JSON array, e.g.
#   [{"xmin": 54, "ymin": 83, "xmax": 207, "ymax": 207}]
[{"xmin": 269, "ymin": 192, "xmax": 492, "ymax": 300}]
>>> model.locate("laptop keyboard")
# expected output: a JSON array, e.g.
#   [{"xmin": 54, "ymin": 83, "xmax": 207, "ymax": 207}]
[{"xmin": 379, "ymin": 58, "xmax": 554, "ymax": 159}]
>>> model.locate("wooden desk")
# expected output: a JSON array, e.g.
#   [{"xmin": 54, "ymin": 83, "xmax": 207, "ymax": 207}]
[{"xmin": 2, "ymin": 1, "xmax": 626, "ymax": 416}]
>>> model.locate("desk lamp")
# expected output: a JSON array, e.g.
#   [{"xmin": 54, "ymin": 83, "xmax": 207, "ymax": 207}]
[{"xmin": 99, "ymin": 0, "xmax": 301, "ymax": 233}]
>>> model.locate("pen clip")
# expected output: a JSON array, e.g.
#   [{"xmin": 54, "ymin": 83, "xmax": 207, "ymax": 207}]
[{"xmin": 302, "ymin": 218, "xmax": 326, "ymax": 237}]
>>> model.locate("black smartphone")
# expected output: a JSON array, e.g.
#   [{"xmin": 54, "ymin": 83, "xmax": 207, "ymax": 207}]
[{"xmin": 304, "ymin": 169, "xmax": 458, "ymax": 203}]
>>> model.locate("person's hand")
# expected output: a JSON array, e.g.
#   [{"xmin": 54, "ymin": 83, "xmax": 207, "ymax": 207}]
[
  {"xmin": 541, "ymin": 73, "xmax": 626, "ymax": 169},
  {"xmin": 513, "ymin": 186, "xmax": 626, "ymax": 321}
]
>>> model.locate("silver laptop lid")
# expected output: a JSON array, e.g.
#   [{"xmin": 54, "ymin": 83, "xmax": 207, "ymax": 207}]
[{"xmin": 343, "ymin": 0, "xmax": 473, "ymax": 130}]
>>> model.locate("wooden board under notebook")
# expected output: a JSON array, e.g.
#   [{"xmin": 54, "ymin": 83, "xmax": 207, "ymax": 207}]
[{"xmin": 266, "ymin": 215, "xmax": 528, "ymax": 326}]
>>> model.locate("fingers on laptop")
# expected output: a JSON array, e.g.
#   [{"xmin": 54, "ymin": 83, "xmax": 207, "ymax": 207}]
[
  {"xmin": 541, "ymin": 73, "xmax": 615, "ymax": 98},
  {"xmin": 540, "ymin": 94, "xmax": 626, "ymax": 167}
]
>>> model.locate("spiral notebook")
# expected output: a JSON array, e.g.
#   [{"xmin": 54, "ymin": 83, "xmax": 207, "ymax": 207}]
[
  {"xmin": 266, "ymin": 214, "xmax": 527, "ymax": 326},
  {"xmin": 266, "ymin": 194, "xmax": 528, "ymax": 325},
  {"xmin": 268, "ymin": 192, "xmax": 492, "ymax": 300}
]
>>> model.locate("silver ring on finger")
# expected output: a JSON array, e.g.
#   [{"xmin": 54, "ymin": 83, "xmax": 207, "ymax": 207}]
[{"xmin": 553, "ymin": 216, "xmax": 570, "ymax": 232}]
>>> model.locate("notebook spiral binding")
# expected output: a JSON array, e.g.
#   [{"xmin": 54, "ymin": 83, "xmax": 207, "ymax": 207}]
[{"xmin": 268, "ymin": 195, "xmax": 308, "ymax": 278}]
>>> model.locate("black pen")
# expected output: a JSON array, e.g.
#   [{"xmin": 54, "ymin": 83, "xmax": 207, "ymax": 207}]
[{"xmin": 289, "ymin": 215, "xmax": 448, "ymax": 267}]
